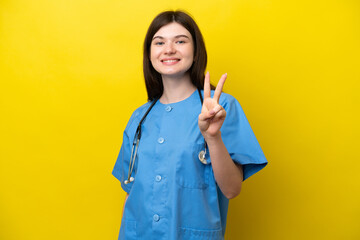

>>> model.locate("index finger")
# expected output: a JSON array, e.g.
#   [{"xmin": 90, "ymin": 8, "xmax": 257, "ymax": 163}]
[
  {"xmin": 213, "ymin": 73, "xmax": 227, "ymax": 103},
  {"xmin": 204, "ymin": 71, "xmax": 211, "ymax": 99}
]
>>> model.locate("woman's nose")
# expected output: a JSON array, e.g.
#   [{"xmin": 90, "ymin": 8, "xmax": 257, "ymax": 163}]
[{"xmin": 164, "ymin": 43, "xmax": 176, "ymax": 54}]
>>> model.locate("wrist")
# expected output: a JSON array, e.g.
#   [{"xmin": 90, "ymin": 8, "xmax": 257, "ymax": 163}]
[{"xmin": 203, "ymin": 131, "xmax": 222, "ymax": 145}]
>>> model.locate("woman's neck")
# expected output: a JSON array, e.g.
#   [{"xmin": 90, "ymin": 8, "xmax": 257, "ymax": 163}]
[{"xmin": 159, "ymin": 73, "xmax": 196, "ymax": 104}]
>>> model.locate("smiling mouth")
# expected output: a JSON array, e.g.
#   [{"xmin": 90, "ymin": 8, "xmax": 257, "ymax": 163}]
[{"xmin": 161, "ymin": 59, "xmax": 180, "ymax": 63}]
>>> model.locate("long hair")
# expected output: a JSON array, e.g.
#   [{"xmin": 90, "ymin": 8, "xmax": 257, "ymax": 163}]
[{"xmin": 143, "ymin": 10, "xmax": 209, "ymax": 101}]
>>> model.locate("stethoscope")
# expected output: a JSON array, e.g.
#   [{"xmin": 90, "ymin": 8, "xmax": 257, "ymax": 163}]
[{"xmin": 124, "ymin": 88, "xmax": 208, "ymax": 185}]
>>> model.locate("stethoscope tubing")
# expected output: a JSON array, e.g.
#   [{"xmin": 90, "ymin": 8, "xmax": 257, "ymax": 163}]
[{"xmin": 125, "ymin": 88, "xmax": 207, "ymax": 184}]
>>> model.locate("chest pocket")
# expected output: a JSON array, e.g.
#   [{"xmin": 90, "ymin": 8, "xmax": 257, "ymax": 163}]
[{"xmin": 176, "ymin": 143, "xmax": 211, "ymax": 189}]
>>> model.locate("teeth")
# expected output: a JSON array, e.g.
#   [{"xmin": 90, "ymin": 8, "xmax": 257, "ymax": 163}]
[{"xmin": 163, "ymin": 59, "xmax": 179, "ymax": 62}]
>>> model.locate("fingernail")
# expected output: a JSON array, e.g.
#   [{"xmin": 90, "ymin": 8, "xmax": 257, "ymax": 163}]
[{"xmin": 209, "ymin": 110, "xmax": 215, "ymax": 115}]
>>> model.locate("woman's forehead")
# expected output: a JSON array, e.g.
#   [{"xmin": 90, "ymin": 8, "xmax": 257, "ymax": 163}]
[{"xmin": 153, "ymin": 22, "xmax": 192, "ymax": 40}]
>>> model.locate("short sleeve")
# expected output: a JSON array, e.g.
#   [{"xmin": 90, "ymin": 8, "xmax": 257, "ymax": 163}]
[
  {"xmin": 112, "ymin": 102, "xmax": 153, "ymax": 193},
  {"xmin": 112, "ymin": 105, "xmax": 146, "ymax": 193},
  {"xmin": 112, "ymin": 130, "xmax": 133, "ymax": 193},
  {"xmin": 220, "ymin": 94, "xmax": 268, "ymax": 181}
]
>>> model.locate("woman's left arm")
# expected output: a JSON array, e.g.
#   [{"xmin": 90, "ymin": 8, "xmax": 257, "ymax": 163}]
[
  {"xmin": 198, "ymin": 72, "xmax": 243, "ymax": 199},
  {"xmin": 205, "ymin": 134, "xmax": 243, "ymax": 199}
]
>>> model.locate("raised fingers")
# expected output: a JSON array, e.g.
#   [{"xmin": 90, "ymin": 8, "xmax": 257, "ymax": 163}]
[
  {"xmin": 204, "ymin": 72, "xmax": 211, "ymax": 99},
  {"xmin": 213, "ymin": 73, "xmax": 227, "ymax": 103}
]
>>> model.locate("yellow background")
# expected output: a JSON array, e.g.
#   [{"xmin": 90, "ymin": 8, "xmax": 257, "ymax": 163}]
[{"xmin": 0, "ymin": 0, "xmax": 359, "ymax": 239}]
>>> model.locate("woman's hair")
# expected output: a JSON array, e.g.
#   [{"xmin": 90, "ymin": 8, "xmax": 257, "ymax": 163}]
[{"xmin": 143, "ymin": 10, "xmax": 209, "ymax": 101}]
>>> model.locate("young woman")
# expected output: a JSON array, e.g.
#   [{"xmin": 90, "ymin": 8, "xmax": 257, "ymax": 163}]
[{"xmin": 112, "ymin": 10, "xmax": 267, "ymax": 240}]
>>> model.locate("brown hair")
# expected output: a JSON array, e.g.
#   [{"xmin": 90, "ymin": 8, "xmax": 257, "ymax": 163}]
[{"xmin": 143, "ymin": 10, "xmax": 210, "ymax": 101}]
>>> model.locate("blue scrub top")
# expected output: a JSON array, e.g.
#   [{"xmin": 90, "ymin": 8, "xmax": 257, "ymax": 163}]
[{"xmin": 112, "ymin": 90, "xmax": 267, "ymax": 240}]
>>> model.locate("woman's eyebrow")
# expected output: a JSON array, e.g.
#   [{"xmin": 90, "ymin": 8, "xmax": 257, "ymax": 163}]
[
  {"xmin": 152, "ymin": 35, "xmax": 190, "ymax": 40},
  {"xmin": 174, "ymin": 35, "xmax": 190, "ymax": 39}
]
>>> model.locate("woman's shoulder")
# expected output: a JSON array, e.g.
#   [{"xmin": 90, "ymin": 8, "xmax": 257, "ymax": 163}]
[
  {"xmin": 217, "ymin": 91, "xmax": 242, "ymax": 109},
  {"xmin": 218, "ymin": 91, "xmax": 236, "ymax": 102},
  {"xmin": 132, "ymin": 101, "xmax": 154, "ymax": 118},
  {"xmin": 219, "ymin": 92, "xmax": 249, "ymax": 120},
  {"xmin": 124, "ymin": 101, "xmax": 154, "ymax": 132}
]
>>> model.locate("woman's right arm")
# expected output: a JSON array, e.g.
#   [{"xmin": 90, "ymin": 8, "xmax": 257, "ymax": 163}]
[{"xmin": 122, "ymin": 193, "xmax": 129, "ymax": 218}]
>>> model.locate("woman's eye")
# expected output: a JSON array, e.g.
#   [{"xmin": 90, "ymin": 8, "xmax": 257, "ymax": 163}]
[
  {"xmin": 176, "ymin": 40, "xmax": 185, "ymax": 44},
  {"xmin": 154, "ymin": 42, "xmax": 164, "ymax": 45}
]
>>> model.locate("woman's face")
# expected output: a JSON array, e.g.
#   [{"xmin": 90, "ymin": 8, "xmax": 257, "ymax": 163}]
[{"xmin": 150, "ymin": 22, "xmax": 194, "ymax": 78}]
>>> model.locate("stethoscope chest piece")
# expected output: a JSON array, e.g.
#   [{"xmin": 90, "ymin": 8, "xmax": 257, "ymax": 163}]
[{"xmin": 198, "ymin": 150, "xmax": 207, "ymax": 164}]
